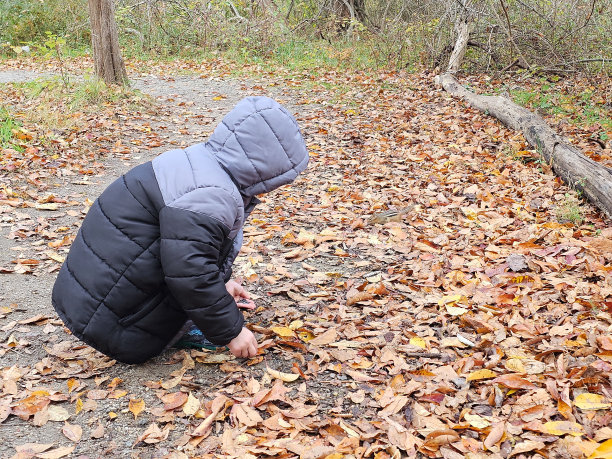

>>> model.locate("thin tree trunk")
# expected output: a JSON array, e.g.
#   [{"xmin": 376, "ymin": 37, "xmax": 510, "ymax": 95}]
[
  {"xmin": 447, "ymin": 14, "xmax": 474, "ymax": 73},
  {"xmin": 437, "ymin": 73, "xmax": 612, "ymax": 219},
  {"xmin": 88, "ymin": 0, "xmax": 128, "ymax": 85}
]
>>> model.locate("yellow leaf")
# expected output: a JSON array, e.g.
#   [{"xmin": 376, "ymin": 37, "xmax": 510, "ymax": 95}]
[
  {"xmin": 445, "ymin": 304, "xmax": 468, "ymax": 316},
  {"xmin": 108, "ymin": 390, "xmax": 128, "ymax": 399},
  {"xmin": 35, "ymin": 203, "xmax": 59, "ymax": 211},
  {"xmin": 182, "ymin": 393, "xmax": 200, "ymax": 417},
  {"xmin": 505, "ymin": 358, "xmax": 526, "ymax": 374},
  {"xmin": 438, "ymin": 294, "xmax": 463, "ymax": 306},
  {"xmin": 297, "ymin": 330, "xmax": 315, "ymax": 342},
  {"xmin": 267, "ymin": 367, "xmax": 299, "ymax": 382},
  {"xmin": 575, "ymin": 393, "xmax": 612, "ymax": 411},
  {"xmin": 271, "ymin": 326, "xmax": 297, "ymax": 338},
  {"xmin": 464, "ymin": 413, "xmax": 491, "ymax": 429},
  {"xmin": 461, "ymin": 207, "xmax": 478, "ymax": 220},
  {"xmin": 129, "ymin": 399, "xmax": 145, "ymax": 418},
  {"xmin": 45, "ymin": 251, "xmax": 65, "ymax": 263},
  {"xmin": 409, "ymin": 336, "xmax": 427, "ymax": 349},
  {"xmin": 66, "ymin": 379, "xmax": 78, "ymax": 393},
  {"xmin": 543, "ymin": 421, "xmax": 585, "ymax": 437},
  {"xmin": 108, "ymin": 412, "xmax": 118, "ymax": 419},
  {"xmin": 74, "ymin": 398, "xmax": 83, "ymax": 415},
  {"xmin": 289, "ymin": 320, "xmax": 303, "ymax": 330},
  {"xmin": 589, "ymin": 439, "xmax": 612, "ymax": 459},
  {"xmin": 466, "ymin": 369, "xmax": 497, "ymax": 381}
]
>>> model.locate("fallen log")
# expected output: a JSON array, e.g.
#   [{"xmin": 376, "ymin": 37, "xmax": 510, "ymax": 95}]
[{"xmin": 436, "ymin": 72, "xmax": 612, "ymax": 219}]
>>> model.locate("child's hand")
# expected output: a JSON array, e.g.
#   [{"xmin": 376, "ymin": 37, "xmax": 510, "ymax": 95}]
[
  {"xmin": 227, "ymin": 327, "xmax": 258, "ymax": 358},
  {"xmin": 226, "ymin": 279, "xmax": 256, "ymax": 310}
]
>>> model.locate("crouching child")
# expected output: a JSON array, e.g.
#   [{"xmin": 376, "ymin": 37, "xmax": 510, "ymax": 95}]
[{"xmin": 51, "ymin": 96, "xmax": 309, "ymax": 364}]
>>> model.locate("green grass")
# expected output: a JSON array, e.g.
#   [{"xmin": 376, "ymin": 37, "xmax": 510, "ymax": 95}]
[
  {"xmin": 18, "ymin": 75, "xmax": 147, "ymax": 110},
  {"xmin": 510, "ymin": 86, "xmax": 611, "ymax": 139},
  {"xmin": 555, "ymin": 193, "xmax": 585, "ymax": 225},
  {"xmin": 9, "ymin": 76, "xmax": 150, "ymax": 137},
  {"xmin": 0, "ymin": 106, "xmax": 22, "ymax": 151}
]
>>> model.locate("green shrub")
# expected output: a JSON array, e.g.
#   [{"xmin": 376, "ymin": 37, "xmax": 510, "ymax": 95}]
[
  {"xmin": 0, "ymin": 0, "xmax": 89, "ymax": 48},
  {"xmin": 0, "ymin": 106, "xmax": 22, "ymax": 151}
]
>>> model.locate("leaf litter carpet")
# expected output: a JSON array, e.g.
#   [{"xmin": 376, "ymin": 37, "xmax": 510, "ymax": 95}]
[{"xmin": 0, "ymin": 60, "xmax": 611, "ymax": 458}]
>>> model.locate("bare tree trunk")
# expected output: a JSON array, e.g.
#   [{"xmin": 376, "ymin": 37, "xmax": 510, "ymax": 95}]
[
  {"xmin": 448, "ymin": 18, "xmax": 474, "ymax": 72},
  {"xmin": 447, "ymin": 1, "xmax": 475, "ymax": 73},
  {"xmin": 88, "ymin": 0, "xmax": 128, "ymax": 85},
  {"xmin": 332, "ymin": 0, "xmax": 367, "ymax": 28},
  {"xmin": 437, "ymin": 73, "xmax": 612, "ymax": 219}
]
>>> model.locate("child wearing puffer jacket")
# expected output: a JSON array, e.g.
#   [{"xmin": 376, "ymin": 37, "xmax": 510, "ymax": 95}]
[{"xmin": 51, "ymin": 96, "xmax": 309, "ymax": 364}]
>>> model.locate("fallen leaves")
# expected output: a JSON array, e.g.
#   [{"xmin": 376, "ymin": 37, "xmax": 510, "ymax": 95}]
[{"xmin": 1, "ymin": 59, "xmax": 611, "ymax": 457}]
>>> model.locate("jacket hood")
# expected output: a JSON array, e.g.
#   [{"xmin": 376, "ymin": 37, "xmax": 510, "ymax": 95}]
[{"xmin": 205, "ymin": 96, "xmax": 309, "ymax": 197}]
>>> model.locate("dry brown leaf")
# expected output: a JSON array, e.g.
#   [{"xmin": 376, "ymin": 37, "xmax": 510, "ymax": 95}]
[
  {"xmin": 162, "ymin": 392, "xmax": 188, "ymax": 411},
  {"xmin": 182, "ymin": 393, "xmax": 200, "ymax": 416},
  {"xmin": 346, "ymin": 290, "xmax": 375, "ymax": 306},
  {"xmin": 484, "ymin": 421, "xmax": 505, "ymax": 450},
  {"xmin": 62, "ymin": 422, "xmax": 82, "ymax": 442},
  {"xmin": 90, "ymin": 423, "xmax": 105, "ymax": 439},
  {"xmin": 135, "ymin": 423, "xmax": 170, "ymax": 445},
  {"xmin": 493, "ymin": 374, "xmax": 537, "ymax": 390},
  {"xmin": 36, "ymin": 445, "xmax": 76, "ymax": 459},
  {"xmin": 308, "ymin": 328, "xmax": 337, "ymax": 346}
]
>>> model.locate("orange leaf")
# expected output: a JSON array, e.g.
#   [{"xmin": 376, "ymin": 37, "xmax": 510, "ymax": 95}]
[
  {"xmin": 346, "ymin": 290, "xmax": 375, "ymax": 306},
  {"xmin": 493, "ymin": 374, "xmax": 537, "ymax": 390},
  {"xmin": 129, "ymin": 399, "xmax": 145, "ymax": 418},
  {"xmin": 162, "ymin": 392, "xmax": 188, "ymax": 411}
]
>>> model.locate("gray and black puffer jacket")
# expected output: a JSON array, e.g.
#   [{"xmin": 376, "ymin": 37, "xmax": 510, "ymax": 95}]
[{"xmin": 51, "ymin": 96, "xmax": 309, "ymax": 363}]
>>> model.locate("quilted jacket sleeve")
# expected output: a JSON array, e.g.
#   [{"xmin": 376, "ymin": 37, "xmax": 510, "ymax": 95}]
[{"xmin": 159, "ymin": 188, "xmax": 244, "ymax": 345}]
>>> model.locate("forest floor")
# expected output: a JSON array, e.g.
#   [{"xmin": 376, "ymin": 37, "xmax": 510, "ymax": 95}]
[{"xmin": 0, "ymin": 56, "xmax": 611, "ymax": 459}]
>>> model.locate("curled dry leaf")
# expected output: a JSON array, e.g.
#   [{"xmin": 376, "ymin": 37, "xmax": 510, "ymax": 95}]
[
  {"xmin": 484, "ymin": 421, "xmax": 505, "ymax": 450},
  {"xmin": 346, "ymin": 290, "xmax": 375, "ymax": 306},
  {"xmin": 422, "ymin": 429, "xmax": 460, "ymax": 449},
  {"xmin": 509, "ymin": 440, "xmax": 546, "ymax": 456},
  {"xmin": 267, "ymin": 367, "xmax": 300, "ymax": 382},
  {"xmin": 135, "ymin": 423, "xmax": 170, "ymax": 445}
]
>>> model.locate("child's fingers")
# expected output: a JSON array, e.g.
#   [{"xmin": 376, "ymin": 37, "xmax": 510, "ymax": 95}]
[
  {"xmin": 237, "ymin": 285, "xmax": 250, "ymax": 299},
  {"xmin": 237, "ymin": 299, "xmax": 256, "ymax": 310}
]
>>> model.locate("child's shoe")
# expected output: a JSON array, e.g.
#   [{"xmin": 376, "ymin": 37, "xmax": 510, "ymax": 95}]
[{"xmin": 174, "ymin": 324, "xmax": 223, "ymax": 350}]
